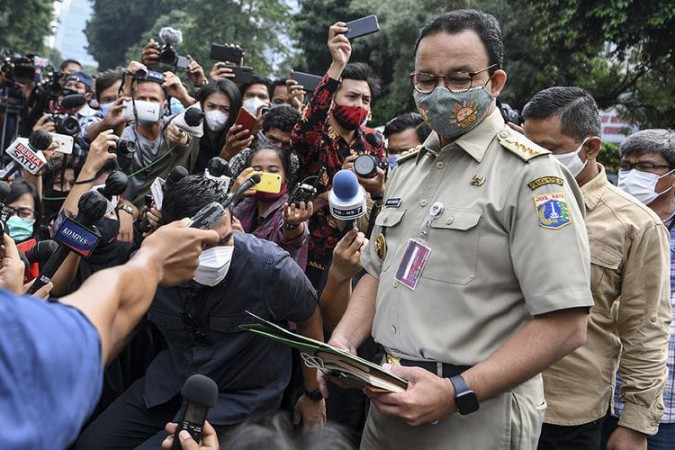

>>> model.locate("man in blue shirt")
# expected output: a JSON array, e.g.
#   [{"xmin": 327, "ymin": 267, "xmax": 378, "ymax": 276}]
[
  {"xmin": 76, "ymin": 176, "xmax": 326, "ymax": 449},
  {"xmin": 0, "ymin": 221, "xmax": 219, "ymax": 450}
]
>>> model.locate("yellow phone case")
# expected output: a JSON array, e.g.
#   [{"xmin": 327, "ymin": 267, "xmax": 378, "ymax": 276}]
[{"xmin": 253, "ymin": 172, "xmax": 282, "ymax": 194}]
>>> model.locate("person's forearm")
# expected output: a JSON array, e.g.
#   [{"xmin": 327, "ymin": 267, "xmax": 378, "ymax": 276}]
[
  {"xmin": 463, "ymin": 308, "xmax": 588, "ymax": 402},
  {"xmin": 61, "ymin": 164, "xmax": 98, "ymax": 215},
  {"xmin": 296, "ymin": 309, "xmax": 324, "ymax": 392},
  {"xmin": 50, "ymin": 252, "xmax": 81, "ymax": 296},
  {"xmin": 319, "ymin": 268, "xmax": 353, "ymax": 333},
  {"xmin": 330, "ymin": 272, "xmax": 377, "ymax": 350},
  {"xmin": 60, "ymin": 249, "xmax": 161, "ymax": 365}
]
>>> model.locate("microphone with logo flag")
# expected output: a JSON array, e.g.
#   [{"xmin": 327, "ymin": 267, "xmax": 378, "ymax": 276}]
[
  {"xmin": 328, "ymin": 169, "xmax": 367, "ymax": 231},
  {"xmin": 0, "ymin": 129, "xmax": 52, "ymax": 180},
  {"xmin": 171, "ymin": 374, "xmax": 218, "ymax": 450},
  {"xmin": 27, "ymin": 190, "xmax": 108, "ymax": 294},
  {"xmin": 138, "ymin": 166, "xmax": 189, "ymax": 233},
  {"xmin": 173, "ymin": 105, "xmax": 205, "ymax": 137},
  {"xmin": 204, "ymin": 157, "xmax": 231, "ymax": 192},
  {"xmin": 188, "ymin": 173, "xmax": 261, "ymax": 230}
]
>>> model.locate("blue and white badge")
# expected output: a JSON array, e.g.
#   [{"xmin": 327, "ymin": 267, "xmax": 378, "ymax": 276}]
[{"xmin": 533, "ymin": 192, "xmax": 572, "ymax": 229}]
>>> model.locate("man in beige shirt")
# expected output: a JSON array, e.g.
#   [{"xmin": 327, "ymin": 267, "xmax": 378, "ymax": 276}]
[
  {"xmin": 522, "ymin": 87, "xmax": 671, "ymax": 450},
  {"xmin": 320, "ymin": 10, "xmax": 593, "ymax": 450}
]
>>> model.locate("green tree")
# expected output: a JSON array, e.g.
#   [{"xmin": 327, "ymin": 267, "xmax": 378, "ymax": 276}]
[
  {"xmin": 0, "ymin": 0, "xmax": 55, "ymax": 53},
  {"xmin": 85, "ymin": 0, "xmax": 181, "ymax": 70}
]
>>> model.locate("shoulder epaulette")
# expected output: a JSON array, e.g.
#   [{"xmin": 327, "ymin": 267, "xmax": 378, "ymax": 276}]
[
  {"xmin": 498, "ymin": 129, "xmax": 550, "ymax": 162},
  {"xmin": 396, "ymin": 145, "xmax": 422, "ymax": 164}
]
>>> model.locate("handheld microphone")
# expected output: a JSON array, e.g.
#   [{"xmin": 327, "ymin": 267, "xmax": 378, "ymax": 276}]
[
  {"xmin": 172, "ymin": 105, "xmax": 205, "ymax": 137},
  {"xmin": 0, "ymin": 129, "xmax": 51, "ymax": 180},
  {"xmin": 28, "ymin": 191, "xmax": 108, "ymax": 294},
  {"xmin": 188, "ymin": 173, "xmax": 261, "ymax": 230},
  {"xmin": 204, "ymin": 157, "xmax": 231, "ymax": 191},
  {"xmin": 328, "ymin": 170, "xmax": 367, "ymax": 231},
  {"xmin": 96, "ymin": 170, "xmax": 128, "ymax": 214},
  {"xmin": 25, "ymin": 239, "xmax": 58, "ymax": 269},
  {"xmin": 171, "ymin": 374, "xmax": 218, "ymax": 450}
]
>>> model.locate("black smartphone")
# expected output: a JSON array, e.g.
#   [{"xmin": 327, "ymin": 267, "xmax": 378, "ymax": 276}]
[
  {"xmin": 230, "ymin": 66, "xmax": 253, "ymax": 84},
  {"xmin": 290, "ymin": 71, "xmax": 322, "ymax": 92},
  {"xmin": 210, "ymin": 44, "xmax": 244, "ymax": 64},
  {"xmin": 344, "ymin": 15, "xmax": 380, "ymax": 39}
]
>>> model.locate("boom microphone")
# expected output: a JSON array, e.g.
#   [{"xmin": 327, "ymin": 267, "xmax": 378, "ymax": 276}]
[
  {"xmin": 171, "ymin": 374, "xmax": 218, "ymax": 450},
  {"xmin": 28, "ymin": 191, "xmax": 108, "ymax": 294},
  {"xmin": 59, "ymin": 94, "xmax": 88, "ymax": 111},
  {"xmin": 328, "ymin": 170, "xmax": 367, "ymax": 230},
  {"xmin": 0, "ymin": 129, "xmax": 51, "ymax": 180}
]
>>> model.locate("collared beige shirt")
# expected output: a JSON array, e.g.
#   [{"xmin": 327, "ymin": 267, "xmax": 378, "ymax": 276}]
[
  {"xmin": 361, "ymin": 109, "xmax": 593, "ymax": 366},
  {"xmin": 542, "ymin": 166, "xmax": 671, "ymax": 434}
]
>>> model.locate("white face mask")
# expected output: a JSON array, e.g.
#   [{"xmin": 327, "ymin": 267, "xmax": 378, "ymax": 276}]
[
  {"xmin": 618, "ymin": 168, "xmax": 675, "ymax": 205},
  {"xmin": 243, "ymin": 97, "xmax": 266, "ymax": 116},
  {"xmin": 553, "ymin": 137, "xmax": 589, "ymax": 177},
  {"xmin": 193, "ymin": 245, "xmax": 234, "ymax": 286},
  {"xmin": 205, "ymin": 110, "xmax": 228, "ymax": 132}
]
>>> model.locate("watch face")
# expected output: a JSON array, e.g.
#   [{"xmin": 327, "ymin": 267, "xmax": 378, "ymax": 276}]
[{"xmin": 456, "ymin": 391, "xmax": 479, "ymax": 415}]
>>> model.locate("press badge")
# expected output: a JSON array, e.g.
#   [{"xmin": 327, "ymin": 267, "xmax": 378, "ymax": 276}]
[{"xmin": 394, "ymin": 239, "xmax": 431, "ymax": 290}]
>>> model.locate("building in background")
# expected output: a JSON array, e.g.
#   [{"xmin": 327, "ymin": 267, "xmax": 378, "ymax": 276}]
[{"xmin": 48, "ymin": 0, "xmax": 97, "ymax": 67}]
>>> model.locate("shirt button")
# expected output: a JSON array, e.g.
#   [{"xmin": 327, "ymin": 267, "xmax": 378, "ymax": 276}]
[
  {"xmin": 420, "ymin": 199, "xmax": 428, "ymax": 207},
  {"xmin": 391, "ymin": 325, "xmax": 397, "ymax": 335},
  {"xmin": 446, "ymin": 217, "xmax": 454, "ymax": 225},
  {"xmin": 498, "ymin": 131, "xmax": 509, "ymax": 138},
  {"xmin": 650, "ymin": 316, "xmax": 657, "ymax": 323},
  {"xmin": 435, "ymin": 161, "xmax": 444, "ymax": 169},
  {"xmin": 393, "ymin": 280, "xmax": 399, "ymax": 288}
]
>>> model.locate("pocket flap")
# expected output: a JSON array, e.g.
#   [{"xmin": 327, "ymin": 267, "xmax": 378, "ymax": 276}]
[
  {"xmin": 589, "ymin": 239, "xmax": 622, "ymax": 270},
  {"xmin": 147, "ymin": 310, "xmax": 185, "ymax": 330},
  {"xmin": 430, "ymin": 210, "xmax": 482, "ymax": 231},
  {"xmin": 375, "ymin": 209, "xmax": 407, "ymax": 227}
]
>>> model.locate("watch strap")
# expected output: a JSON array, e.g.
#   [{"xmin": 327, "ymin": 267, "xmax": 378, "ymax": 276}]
[{"xmin": 304, "ymin": 388, "xmax": 323, "ymax": 401}]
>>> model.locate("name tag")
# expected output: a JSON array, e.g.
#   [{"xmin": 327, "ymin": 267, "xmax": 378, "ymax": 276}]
[{"xmin": 394, "ymin": 239, "xmax": 431, "ymax": 290}]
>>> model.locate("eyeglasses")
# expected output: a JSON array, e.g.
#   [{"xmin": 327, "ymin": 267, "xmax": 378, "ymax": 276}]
[
  {"xmin": 3, "ymin": 206, "xmax": 37, "ymax": 220},
  {"xmin": 410, "ymin": 64, "xmax": 497, "ymax": 94},
  {"xmin": 618, "ymin": 161, "xmax": 672, "ymax": 173}
]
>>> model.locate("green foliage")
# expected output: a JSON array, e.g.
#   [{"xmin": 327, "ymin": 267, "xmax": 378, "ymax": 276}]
[
  {"xmin": 0, "ymin": 0, "xmax": 55, "ymax": 54},
  {"xmin": 598, "ymin": 141, "xmax": 621, "ymax": 172}
]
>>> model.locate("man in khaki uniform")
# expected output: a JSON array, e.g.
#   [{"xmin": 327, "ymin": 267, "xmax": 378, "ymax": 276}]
[
  {"xmin": 320, "ymin": 10, "xmax": 593, "ymax": 450},
  {"xmin": 523, "ymin": 87, "xmax": 671, "ymax": 450}
]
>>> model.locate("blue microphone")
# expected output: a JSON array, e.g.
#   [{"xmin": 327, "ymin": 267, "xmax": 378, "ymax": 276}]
[{"xmin": 328, "ymin": 170, "xmax": 367, "ymax": 230}]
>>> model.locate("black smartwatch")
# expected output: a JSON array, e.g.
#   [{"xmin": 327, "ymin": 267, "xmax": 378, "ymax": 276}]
[
  {"xmin": 304, "ymin": 388, "xmax": 323, "ymax": 401},
  {"xmin": 449, "ymin": 375, "xmax": 479, "ymax": 415}
]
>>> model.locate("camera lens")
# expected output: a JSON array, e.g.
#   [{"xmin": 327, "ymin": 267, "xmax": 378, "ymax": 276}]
[
  {"xmin": 56, "ymin": 116, "xmax": 81, "ymax": 136},
  {"xmin": 353, "ymin": 154, "xmax": 378, "ymax": 178},
  {"xmin": 117, "ymin": 140, "xmax": 136, "ymax": 157}
]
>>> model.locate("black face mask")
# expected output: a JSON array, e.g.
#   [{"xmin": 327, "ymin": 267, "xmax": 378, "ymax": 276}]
[{"xmin": 96, "ymin": 217, "xmax": 120, "ymax": 245}]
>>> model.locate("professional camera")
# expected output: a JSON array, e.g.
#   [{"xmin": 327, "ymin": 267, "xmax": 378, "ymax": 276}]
[
  {"xmin": 156, "ymin": 27, "xmax": 189, "ymax": 70},
  {"xmin": 0, "ymin": 53, "xmax": 36, "ymax": 87},
  {"xmin": 353, "ymin": 154, "xmax": 388, "ymax": 178},
  {"xmin": 51, "ymin": 113, "xmax": 80, "ymax": 136},
  {"xmin": 133, "ymin": 68, "xmax": 166, "ymax": 84},
  {"xmin": 111, "ymin": 139, "xmax": 135, "ymax": 159},
  {"xmin": 498, "ymin": 101, "xmax": 522, "ymax": 126}
]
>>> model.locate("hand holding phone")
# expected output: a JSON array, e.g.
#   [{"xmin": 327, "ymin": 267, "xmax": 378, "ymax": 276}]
[
  {"xmin": 290, "ymin": 71, "xmax": 322, "ymax": 92},
  {"xmin": 344, "ymin": 15, "xmax": 380, "ymax": 39},
  {"xmin": 234, "ymin": 107, "xmax": 257, "ymax": 135},
  {"xmin": 252, "ymin": 172, "xmax": 282, "ymax": 194}
]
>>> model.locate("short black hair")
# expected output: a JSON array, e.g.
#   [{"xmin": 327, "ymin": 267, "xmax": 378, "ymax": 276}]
[
  {"xmin": 621, "ymin": 129, "xmax": 675, "ymax": 170},
  {"xmin": 383, "ymin": 113, "xmax": 424, "ymax": 138},
  {"xmin": 340, "ymin": 63, "xmax": 381, "ymax": 98},
  {"xmin": 60, "ymin": 59, "xmax": 82, "ymax": 71},
  {"xmin": 162, "ymin": 175, "xmax": 229, "ymax": 223},
  {"xmin": 271, "ymin": 79, "xmax": 287, "ymax": 95},
  {"xmin": 240, "ymin": 75, "xmax": 271, "ymax": 98},
  {"xmin": 413, "ymin": 10, "xmax": 503, "ymax": 74},
  {"xmin": 522, "ymin": 86, "xmax": 601, "ymax": 141},
  {"xmin": 7, "ymin": 180, "xmax": 42, "ymax": 223},
  {"xmin": 94, "ymin": 69, "xmax": 123, "ymax": 102},
  {"xmin": 416, "ymin": 122, "xmax": 433, "ymax": 143},
  {"xmin": 262, "ymin": 105, "xmax": 300, "ymax": 133}
]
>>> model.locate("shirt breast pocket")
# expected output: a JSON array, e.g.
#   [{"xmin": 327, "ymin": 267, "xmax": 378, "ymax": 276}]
[
  {"xmin": 210, "ymin": 314, "xmax": 255, "ymax": 336},
  {"xmin": 589, "ymin": 239, "xmax": 622, "ymax": 313},
  {"xmin": 423, "ymin": 209, "xmax": 482, "ymax": 285},
  {"xmin": 375, "ymin": 208, "xmax": 407, "ymax": 272}
]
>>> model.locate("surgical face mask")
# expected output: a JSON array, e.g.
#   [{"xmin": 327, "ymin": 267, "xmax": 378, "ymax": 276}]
[
  {"xmin": 7, "ymin": 216, "xmax": 35, "ymax": 243},
  {"xmin": 193, "ymin": 245, "xmax": 234, "ymax": 286},
  {"xmin": 243, "ymin": 97, "xmax": 266, "ymax": 116},
  {"xmin": 205, "ymin": 110, "xmax": 228, "ymax": 132},
  {"xmin": 387, "ymin": 154, "xmax": 399, "ymax": 170},
  {"xmin": 618, "ymin": 169, "xmax": 675, "ymax": 205},
  {"xmin": 553, "ymin": 137, "xmax": 589, "ymax": 177},
  {"xmin": 413, "ymin": 86, "xmax": 493, "ymax": 139},
  {"xmin": 170, "ymin": 97, "xmax": 185, "ymax": 115},
  {"xmin": 100, "ymin": 102, "xmax": 114, "ymax": 117}
]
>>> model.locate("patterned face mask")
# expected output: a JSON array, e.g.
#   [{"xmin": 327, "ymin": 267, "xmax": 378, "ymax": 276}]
[
  {"xmin": 414, "ymin": 86, "xmax": 494, "ymax": 139},
  {"xmin": 332, "ymin": 104, "xmax": 369, "ymax": 131}
]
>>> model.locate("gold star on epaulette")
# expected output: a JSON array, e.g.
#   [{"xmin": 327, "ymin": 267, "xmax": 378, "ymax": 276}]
[
  {"xmin": 498, "ymin": 129, "xmax": 550, "ymax": 162},
  {"xmin": 396, "ymin": 145, "xmax": 422, "ymax": 164}
]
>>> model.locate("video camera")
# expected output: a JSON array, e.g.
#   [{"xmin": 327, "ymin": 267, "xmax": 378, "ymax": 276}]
[
  {"xmin": 132, "ymin": 68, "xmax": 166, "ymax": 84},
  {"xmin": 157, "ymin": 27, "xmax": 189, "ymax": 70}
]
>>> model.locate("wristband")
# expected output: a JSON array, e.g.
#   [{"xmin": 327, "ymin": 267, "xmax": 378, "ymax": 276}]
[
  {"xmin": 284, "ymin": 222, "xmax": 300, "ymax": 231},
  {"xmin": 371, "ymin": 192, "xmax": 384, "ymax": 201},
  {"xmin": 74, "ymin": 176, "xmax": 98, "ymax": 185},
  {"xmin": 304, "ymin": 388, "xmax": 324, "ymax": 401}
]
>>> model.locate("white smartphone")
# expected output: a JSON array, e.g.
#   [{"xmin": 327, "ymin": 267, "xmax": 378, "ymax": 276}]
[
  {"xmin": 123, "ymin": 100, "xmax": 162, "ymax": 122},
  {"xmin": 51, "ymin": 133, "xmax": 74, "ymax": 154}
]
